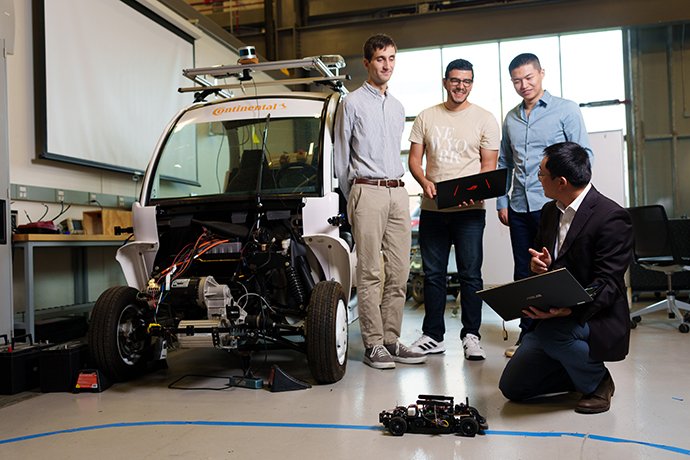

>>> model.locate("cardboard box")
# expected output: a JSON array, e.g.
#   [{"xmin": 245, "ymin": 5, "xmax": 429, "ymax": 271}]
[{"xmin": 82, "ymin": 209, "xmax": 132, "ymax": 235}]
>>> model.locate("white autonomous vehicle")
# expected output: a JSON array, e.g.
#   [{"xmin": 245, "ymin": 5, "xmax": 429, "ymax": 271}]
[{"xmin": 88, "ymin": 56, "xmax": 356, "ymax": 385}]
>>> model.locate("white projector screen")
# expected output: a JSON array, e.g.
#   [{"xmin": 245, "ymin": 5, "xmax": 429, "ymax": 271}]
[{"xmin": 34, "ymin": 0, "xmax": 195, "ymax": 174}]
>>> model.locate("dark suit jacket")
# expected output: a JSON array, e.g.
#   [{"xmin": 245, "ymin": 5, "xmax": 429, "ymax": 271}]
[{"xmin": 535, "ymin": 186, "xmax": 633, "ymax": 362}]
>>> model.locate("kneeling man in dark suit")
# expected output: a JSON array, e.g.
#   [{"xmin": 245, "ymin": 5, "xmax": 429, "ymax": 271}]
[{"xmin": 498, "ymin": 141, "xmax": 633, "ymax": 414}]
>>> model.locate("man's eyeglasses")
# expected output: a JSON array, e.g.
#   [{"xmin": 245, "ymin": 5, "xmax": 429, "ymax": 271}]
[{"xmin": 447, "ymin": 78, "xmax": 474, "ymax": 86}]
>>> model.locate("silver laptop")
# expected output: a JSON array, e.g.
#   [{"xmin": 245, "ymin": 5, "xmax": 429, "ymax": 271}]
[{"xmin": 477, "ymin": 268, "xmax": 594, "ymax": 322}]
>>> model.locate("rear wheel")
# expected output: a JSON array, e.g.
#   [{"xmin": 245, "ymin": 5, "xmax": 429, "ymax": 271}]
[
  {"xmin": 306, "ymin": 281, "xmax": 348, "ymax": 384},
  {"xmin": 88, "ymin": 286, "xmax": 152, "ymax": 382},
  {"xmin": 411, "ymin": 274, "xmax": 425, "ymax": 305}
]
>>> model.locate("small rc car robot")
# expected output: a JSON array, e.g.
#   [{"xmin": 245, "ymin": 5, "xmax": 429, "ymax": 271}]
[{"xmin": 379, "ymin": 394, "xmax": 488, "ymax": 437}]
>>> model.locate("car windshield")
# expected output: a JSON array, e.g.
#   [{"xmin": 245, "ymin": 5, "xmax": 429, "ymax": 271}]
[{"xmin": 150, "ymin": 97, "xmax": 325, "ymax": 200}]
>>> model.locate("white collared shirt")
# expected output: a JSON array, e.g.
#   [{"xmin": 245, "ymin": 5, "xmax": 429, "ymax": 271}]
[{"xmin": 555, "ymin": 182, "xmax": 592, "ymax": 256}]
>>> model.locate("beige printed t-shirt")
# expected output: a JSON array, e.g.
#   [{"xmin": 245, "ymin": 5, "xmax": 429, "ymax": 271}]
[{"xmin": 409, "ymin": 103, "xmax": 500, "ymax": 212}]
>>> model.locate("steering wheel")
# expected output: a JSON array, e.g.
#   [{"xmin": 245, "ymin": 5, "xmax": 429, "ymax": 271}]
[{"xmin": 276, "ymin": 163, "xmax": 317, "ymax": 188}]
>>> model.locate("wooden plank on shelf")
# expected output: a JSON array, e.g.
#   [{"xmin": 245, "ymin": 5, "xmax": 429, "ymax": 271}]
[{"xmin": 12, "ymin": 234, "xmax": 129, "ymax": 242}]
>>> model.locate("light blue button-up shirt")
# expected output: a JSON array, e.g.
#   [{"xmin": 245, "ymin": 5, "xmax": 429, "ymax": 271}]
[
  {"xmin": 334, "ymin": 81, "xmax": 406, "ymax": 199},
  {"xmin": 497, "ymin": 90, "xmax": 592, "ymax": 212}
]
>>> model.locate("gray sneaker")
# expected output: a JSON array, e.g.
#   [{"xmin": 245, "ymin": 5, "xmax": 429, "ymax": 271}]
[
  {"xmin": 364, "ymin": 344, "xmax": 395, "ymax": 369},
  {"xmin": 385, "ymin": 342, "xmax": 427, "ymax": 364}
]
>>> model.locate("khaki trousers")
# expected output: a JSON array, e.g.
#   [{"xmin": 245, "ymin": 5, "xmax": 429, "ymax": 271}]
[{"xmin": 348, "ymin": 183, "xmax": 411, "ymax": 348}]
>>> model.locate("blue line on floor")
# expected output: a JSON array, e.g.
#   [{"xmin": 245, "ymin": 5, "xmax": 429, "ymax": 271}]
[
  {"xmin": 485, "ymin": 430, "xmax": 690, "ymax": 455},
  {"xmin": 0, "ymin": 422, "xmax": 688, "ymax": 455}
]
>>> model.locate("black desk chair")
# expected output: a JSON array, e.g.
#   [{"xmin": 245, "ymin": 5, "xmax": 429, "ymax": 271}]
[{"xmin": 628, "ymin": 205, "xmax": 690, "ymax": 333}]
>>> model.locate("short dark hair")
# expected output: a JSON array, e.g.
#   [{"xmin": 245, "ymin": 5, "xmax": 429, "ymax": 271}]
[
  {"xmin": 543, "ymin": 142, "xmax": 591, "ymax": 187},
  {"xmin": 508, "ymin": 53, "xmax": 541, "ymax": 73},
  {"xmin": 363, "ymin": 33, "xmax": 397, "ymax": 61},
  {"xmin": 444, "ymin": 59, "xmax": 474, "ymax": 79}
]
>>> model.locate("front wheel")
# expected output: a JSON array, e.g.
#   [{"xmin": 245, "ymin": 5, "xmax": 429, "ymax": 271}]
[
  {"xmin": 306, "ymin": 281, "xmax": 348, "ymax": 384},
  {"xmin": 88, "ymin": 286, "xmax": 152, "ymax": 382},
  {"xmin": 458, "ymin": 417, "xmax": 479, "ymax": 437},
  {"xmin": 388, "ymin": 416, "xmax": 407, "ymax": 436}
]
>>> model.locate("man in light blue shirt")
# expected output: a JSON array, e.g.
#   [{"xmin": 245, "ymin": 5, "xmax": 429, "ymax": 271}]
[{"xmin": 497, "ymin": 53, "xmax": 592, "ymax": 356}]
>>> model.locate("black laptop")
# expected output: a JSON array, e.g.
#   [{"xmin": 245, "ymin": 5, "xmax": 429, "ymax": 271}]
[
  {"xmin": 435, "ymin": 168, "xmax": 508, "ymax": 209},
  {"xmin": 476, "ymin": 268, "xmax": 594, "ymax": 322}
]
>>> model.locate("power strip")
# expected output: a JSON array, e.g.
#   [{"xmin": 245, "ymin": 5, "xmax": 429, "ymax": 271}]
[{"xmin": 229, "ymin": 376, "xmax": 263, "ymax": 389}]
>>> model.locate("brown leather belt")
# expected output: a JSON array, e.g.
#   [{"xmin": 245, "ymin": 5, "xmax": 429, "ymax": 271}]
[{"xmin": 353, "ymin": 178, "xmax": 405, "ymax": 188}]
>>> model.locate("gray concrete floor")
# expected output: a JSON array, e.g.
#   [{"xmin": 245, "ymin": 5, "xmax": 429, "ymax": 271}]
[{"xmin": 1, "ymin": 298, "xmax": 689, "ymax": 459}]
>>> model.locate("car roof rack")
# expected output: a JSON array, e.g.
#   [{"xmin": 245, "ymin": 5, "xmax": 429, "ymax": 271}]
[{"xmin": 179, "ymin": 55, "xmax": 349, "ymax": 100}]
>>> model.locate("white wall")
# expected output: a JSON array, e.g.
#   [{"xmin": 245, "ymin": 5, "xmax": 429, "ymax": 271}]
[
  {"xmin": 8, "ymin": 1, "xmax": 260, "ymax": 227},
  {"xmin": 7, "ymin": 0, "xmax": 259, "ymax": 311},
  {"xmin": 1, "ymin": 0, "xmax": 15, "ymax": 339},
  {"xmin": 9, "ymin": 1, "xmax": 149, "ymax": 226},
  {"xmin": 482, "ymin": 202, "xmax": 514, "ymax": 286},
  {"xmin": 589, "ymin": 130, "xmax": 627, "ymax": 207}
]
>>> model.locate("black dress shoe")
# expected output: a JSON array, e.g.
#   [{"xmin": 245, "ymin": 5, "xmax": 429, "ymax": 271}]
[{"xmin": 575, "ymin": 370, "xmax": 615, "ymax": 414}]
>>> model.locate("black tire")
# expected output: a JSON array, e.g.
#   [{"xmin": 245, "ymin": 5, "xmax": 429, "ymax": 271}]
[
  {"xmin": 388, "ymin": 416, "xmax": 407, "ymax": 436},
  {"xmin": 459, "ymin": 417, "xmax": 479, "ymax": 437},
  {"xmin": 411, "ymin": 274, "xmax": 425, "ymax": 305},
  {"xmin": 88, "ymin": 286, "xmax": 152, "ymax": 382},
  {"xmin": 306, "ymin": 281, "xmax": 348, "ymax": 384},
  {"xmin": 679, "ymin": 323, "xmax": 689, "ymax": 334}
]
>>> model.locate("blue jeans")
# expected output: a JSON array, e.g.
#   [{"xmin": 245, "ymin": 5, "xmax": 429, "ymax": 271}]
[
  {"xmin": 498, "ymin": 317, "xmax": 607, "ymax": 400},
  {"xmin": 508, "ymin": 207, "xmax": 541, "ymax": 339},
  {"xmin": 508, "ymin": 207, "xmax": 542, "ymax": 280},
  {"xmin": 419, "ymin": 209, "xmax": 485, "ymax": 341}
]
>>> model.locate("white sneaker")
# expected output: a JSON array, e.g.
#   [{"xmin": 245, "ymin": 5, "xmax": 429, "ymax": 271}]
[
  {"xmin": 462, "ymin": 333, "xmax": 486, "ymax": 361},
  {"xmin": 410, "ymin": 335, "xmax": 446, "ymax": 354}
]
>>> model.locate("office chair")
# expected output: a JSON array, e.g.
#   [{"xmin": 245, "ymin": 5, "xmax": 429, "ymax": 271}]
[{"xmin": 628, "ymin": 205, "xmax": 690, "ymax": 333}]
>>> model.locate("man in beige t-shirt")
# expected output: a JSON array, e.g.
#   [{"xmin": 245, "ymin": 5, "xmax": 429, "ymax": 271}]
[{"xmin": 408, "ymin": 59, "xmax": 499, "ymax": 360}]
